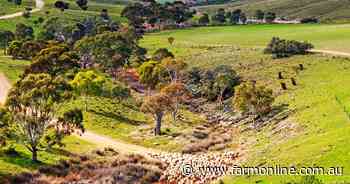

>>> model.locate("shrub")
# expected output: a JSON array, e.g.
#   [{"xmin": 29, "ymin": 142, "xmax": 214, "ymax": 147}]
[
  {"xmin": 300, "ymin": 17, "xmax": 319, "ymax": 24},
  {"xmin": 233, "ymin": 82, "xmax": 274, "ymax": 116},
  {"xmin": 185, "ymin": 65, "xmax": 240, "ymax": 101},
  {"xmin": 264, "ymin": 37, "xmax": 314, "ymax": 58},
  {"xmin": 152, "ymin": 48, "xmax": 174, "ymax": 61},
  {"xmin": 198, "ymin": 13, "xmax": 210, "ymax": 25}
]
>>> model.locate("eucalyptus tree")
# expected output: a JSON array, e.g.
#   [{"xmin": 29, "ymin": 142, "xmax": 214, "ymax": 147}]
[
  {"xmin": 0, "ymin": 30, "xmax": 14, "ymax": 55},
  {"xmin": 141, "ymin": 93, "xmax": 172, "ymax": 136},
  {"xmin": 6, "ymin": 74, "xmax": 83, "ymax": 162}
]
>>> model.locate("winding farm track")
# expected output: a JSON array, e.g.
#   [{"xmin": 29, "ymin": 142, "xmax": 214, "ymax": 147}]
[
  {"xmin": 0, "ymin": 72, "xmax": 157, "ymax": 155},
  {"xmin": 0, "ymin": 0, "xmax": 45, "ymax": 20},
  {"xmin": 1, "ymin": 48, "xmax": 350, "ymax": 153},
  {"xmin": 79, "ymin": 131, "xmax": 158, "ymax": 154},
  {"xmin": 310, "ymin": 49, "xmax": 350, "ymax": 57}
]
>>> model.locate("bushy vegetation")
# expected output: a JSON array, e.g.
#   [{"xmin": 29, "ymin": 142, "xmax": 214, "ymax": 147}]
[
  {"xmin": 264, "ymin": 37, "xmax": 314, "ymax": 58},
  {"xmin": 233, "ymin": 81, "xmax": 274, "ymax": 115},
  {"xmin": 2, "ymin": 1, "xmax": 350, "ymax": 183},
  {"xmin": 185, "ymin": 65, "xmax": 240, "ymax": 101},
  {"xmin": 2, "ymin": 148, "xmax": 164, "ymax": 184}
]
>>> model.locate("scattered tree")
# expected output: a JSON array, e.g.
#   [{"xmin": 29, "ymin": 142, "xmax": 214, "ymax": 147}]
[
  {"xmin": 212, "ymin": 8, "xmax": 226, "ymax": 23},
  {"xmin": 74, "ymin": 32, "xmax": 135, "ymax": 72},
  {"xmin": 70, "ymin": 70, "xmax": 106, "ymax": 111},
  {"xmin": 6, "ymin": 74, "xmax": 79, "ymax": 162},
  {"xmin": 138, "ymin": 61, "xmax": 166, "ymax": 90},
  {"xmin": 255, "ymin": 9, "xmax": 265, "ymax": 20},
  {"xmin": 229, "ymin": 9, "xmax": 242, "ymax": 24},
  {"xmin": 161, "ymin": 57, "xmax": 187, "ymax": 82},
  {"xmin": 141, "ymin": 93, "xmax": 172, "ymax": 136},
  {"xmin": 54, "ymin": 1, "xmax": 70, "ymax": 11},
  {"xmin": 47, "ymin": 108, "xmax": 84, "ymax": 148},
  {"xmin": 198, "ymin": 13, "xmax": 210, "ymax": 25},
  {"xmin": 14, "ymin": 23, "xmax": 34, "ymax": 40},
  {"xmin": 168, "ymin": 37, "xmax": 175, "ymax": 45},
  {"xmin": 265, "ymin": 12, "xmax": 276, "ymax": 23},
  {"xmin": 161, "ymin": 82, "xmax": 189, "ymax": 122},
  {"xmin": 24, "ymin": 44, "xmax": 80, "ymax": 76},
  {"xmin": 76, "ymin": 0, "xmax": 88, "ymax": 10},
  {"xmin": 233, "ymin": 82, "xmax": 274, "ymax": 116},
  {"xmin": 0, "ymin": 30, "xmax": 14, "ymax": 55}
]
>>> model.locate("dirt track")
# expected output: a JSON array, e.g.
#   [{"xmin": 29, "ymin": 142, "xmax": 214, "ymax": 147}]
[{"xmin": 310, "ymin": 49, "xmax": 350, "ymax": 57}]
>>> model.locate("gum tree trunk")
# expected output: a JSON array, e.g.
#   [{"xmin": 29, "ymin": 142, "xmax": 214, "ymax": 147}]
[{"xmin": 154, "ymin": 112, "xmax": 163, "ymax": 136}]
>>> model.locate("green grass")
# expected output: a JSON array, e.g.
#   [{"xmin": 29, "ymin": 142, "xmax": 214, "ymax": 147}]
[
  {"xmin": 0, "ymin": 53, "xmax": 29, "ymax": 83},
  {"xmin": 0, "ymin": 52, "xmax": 98, "ymax": 177},
  {"xmin": 196, "ymin": 0, "xmax": 350, "ymax": 22},
  {"xmin": 0, "ymin": 0, "xmax": 34, "ymax": 16},
  {"xmin": 0, "ymin": 136, "xmax": 97, "ymax": 176},
  {"xmin": 61, "ymin": 96, "xmax": 206, "ymax": 152},
  {"xmin": 142, "ymin": 24, "xmax": 350, "ymax": 183},
  {"xmin": 220, "ymin": 56, "xmax": 350, "ymax": 184},
  {"xmin": 142, "ymin": 24, "xmax": 350, "ymax": 54},
  {"xmin": 0, "ymin": 0, "xmax": 126, "ymax": 31}
]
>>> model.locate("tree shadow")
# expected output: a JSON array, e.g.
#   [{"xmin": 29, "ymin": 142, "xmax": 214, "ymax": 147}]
[
  {"xmin": 0, "ymin": 151, "xmax": 48, "ymax": 171},
  {"xmin": 89, "ymin": 109, "xmax": 147, "ymax": 126},
  {"xmin": 273, "ymin": 103, "xmax": 289, "ymax": 112},
  {"xmin": 0, "ymin": 146, "xmax": 76, "ymax": 173},
  {"xmin": 46, "ymin": 147, "xmax": 77, "ymax": 158}
]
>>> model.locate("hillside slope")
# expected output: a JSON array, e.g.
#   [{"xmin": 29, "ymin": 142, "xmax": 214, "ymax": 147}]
[{"xmin": 196, "ymin": 0, "xmax": 350, "ymax": 22}]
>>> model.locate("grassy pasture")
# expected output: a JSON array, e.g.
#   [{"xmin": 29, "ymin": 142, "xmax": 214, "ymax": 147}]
[
  {"xmin": 0, "ymin": 53, "xmax": 29, "ymax": 83},
  {"xmin": 0, "ymin": 136, "xmax": 96, "ymax": 176},
  {"xmin": 142, "ymin": 24, "xmax": 350, "ymax": 54},
  {"xmin": 220, "ymin": 56, "xmax": 350, "ymax": 184},
  {"xmin": 0, "ymin": 0, "xmax": 34, "ymax": 16},
  {"xmin": 195, "ymin": 0, "xmax": 350, "ymax": 22},
  {"xmin": 60, "ymin": 96, "xmax": 206, "ymax": 152},
  {"xmin": 0, "ymin": 52, "xmax": 98, "ymax": 176},
  {"xmin": 0, "ymin": 0, "xmax": 126, "ymax": 31},
  {"xmin": 142, "ymin": 24, "xmax": 350, "ymax": 183}
]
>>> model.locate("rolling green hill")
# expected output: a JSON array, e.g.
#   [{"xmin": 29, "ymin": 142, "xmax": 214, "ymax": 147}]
[{"xmin": 196, "ymin": 0, "xmax": 350, "ymax": 22}]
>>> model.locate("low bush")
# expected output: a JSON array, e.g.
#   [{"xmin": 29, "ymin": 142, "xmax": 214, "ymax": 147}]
[
  {"xmin": 264, "ymin": 37, "xmax": 314, "ymax": 58},
  {"xmin": 10, "ymin": 150, "xmax": 165, "ymax": 184},
  {"xmin": 185, "ymin": 65, "xmax": 240, "ymax": 101}
]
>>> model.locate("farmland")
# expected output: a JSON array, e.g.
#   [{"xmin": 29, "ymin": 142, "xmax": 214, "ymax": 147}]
[
  {"xmin": 0, "ymin": 0, "xmax": 34, "ymax": 16},
  {"xmin": 1, "ymin": 0, "xmax": 350, "ymax": 183},
  {"xmin": 196, "ymin": 0, "xmax": 350, "ymax": 22},
  {"xmin": 142, "ymin": 24, "xmax": 350, "ymax": 54},
  {"xmin": 141, "ymin": 24, "xmax": 350, "ymax": 183}
]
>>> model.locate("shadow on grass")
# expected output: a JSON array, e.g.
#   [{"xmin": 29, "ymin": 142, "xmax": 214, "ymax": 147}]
[
  {"xmin": 0, "ymin": 146, "xmax": 76, "ymax": 174},
  {"xmin": 46, "ymin": 147, "xmax": 77, "ymax": 158},
  {"xmin": 0, "ymin": 151, "xmax": 47, "ymax": 171},
  {"xmin": 89, "ymin": 109, "xmax": 147, "ymax": 126}
]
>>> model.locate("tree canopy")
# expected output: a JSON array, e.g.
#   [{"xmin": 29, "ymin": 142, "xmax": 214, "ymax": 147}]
[{"xmin": 5, "ymin": 74, "xmax": 79, "ymax": 161}]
